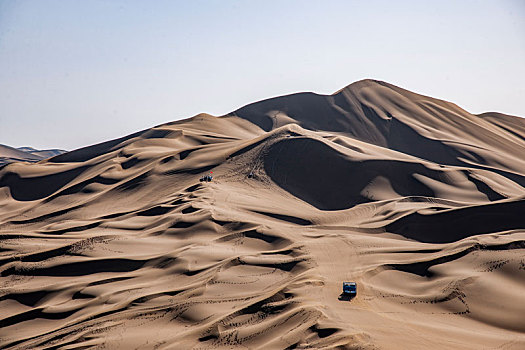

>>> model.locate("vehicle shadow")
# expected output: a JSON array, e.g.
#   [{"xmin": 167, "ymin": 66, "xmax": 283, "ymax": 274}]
[{"xmin": 338, "ymin": 293, "xmax": 356, "ymax": 301}]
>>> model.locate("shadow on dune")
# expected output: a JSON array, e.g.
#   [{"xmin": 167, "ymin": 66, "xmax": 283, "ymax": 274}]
[
  {"xmin": 387, "ymin": 199, "xmax": 525, "ymax": 243},
  {"xmin": 0, "ymin": 166, "xmax": 88, "ymax": 201},
  {"xmin": 234, "ymin": 92, "xmax": 362, "ymax": 134},
  {"xmin": 263, "ymin": 137, "xmax": 436, "ymax": 210},
  {"xmin": 1, "ymin": 258, "xmax": 147, "ymax": 277}
]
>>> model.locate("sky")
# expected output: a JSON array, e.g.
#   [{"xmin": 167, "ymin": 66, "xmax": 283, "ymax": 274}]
[{"xmin": 1, "ymin": 0, "xmax": 524, "ymax": 150}]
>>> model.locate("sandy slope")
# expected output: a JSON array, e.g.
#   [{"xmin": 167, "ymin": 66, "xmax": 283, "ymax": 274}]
[{"xmin": 0, "ymin": 79, "xmax": 524, "ymax": 349}]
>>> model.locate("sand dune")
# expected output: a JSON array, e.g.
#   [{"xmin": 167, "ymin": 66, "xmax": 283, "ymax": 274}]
[
  {"xmin": 0, "ymin": 145, "xmax": 66, "ymax": 166},
  {"xmin": 1, "ymin": 79, "xmax": 524, "ymax": 349}
]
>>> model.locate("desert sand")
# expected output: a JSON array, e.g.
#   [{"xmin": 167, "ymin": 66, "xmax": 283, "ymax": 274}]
[{"xmin": 0, "ymin": 79, "xmax": 524, "ymax": 349}]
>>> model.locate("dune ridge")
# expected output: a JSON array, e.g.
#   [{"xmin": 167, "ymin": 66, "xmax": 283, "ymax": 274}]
[{"xmin": 0, "ymin": 79, "xmax": 524, "ymax": 349}]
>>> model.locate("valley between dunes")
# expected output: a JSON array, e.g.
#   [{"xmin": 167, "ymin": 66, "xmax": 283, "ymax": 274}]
[{"xmin": 1, "ymin": 79, "xmax": 524, "ymax": 349}]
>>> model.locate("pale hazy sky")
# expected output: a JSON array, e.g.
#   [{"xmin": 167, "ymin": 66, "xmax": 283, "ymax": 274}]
[{"xmin": 1, "ymin": 0, "xmax": 524, "ymax": 150}]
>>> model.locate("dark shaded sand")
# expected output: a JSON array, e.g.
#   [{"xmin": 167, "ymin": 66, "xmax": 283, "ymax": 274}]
[{"xmin": 1, "ymin": 80, "xmax": 524, "ymax": 349}]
